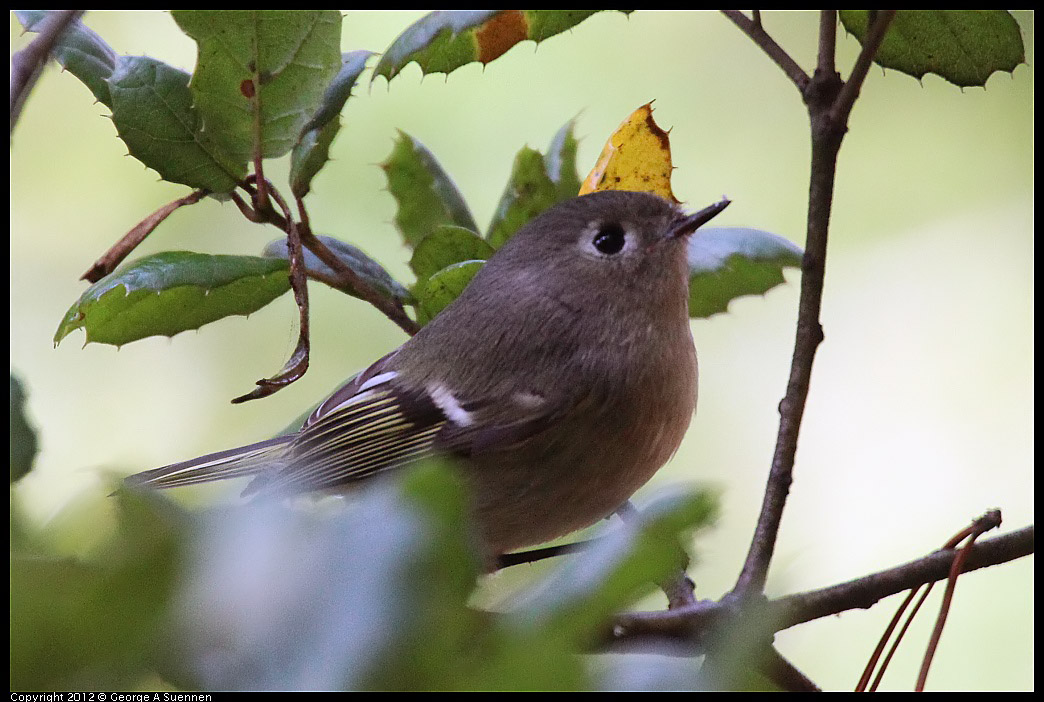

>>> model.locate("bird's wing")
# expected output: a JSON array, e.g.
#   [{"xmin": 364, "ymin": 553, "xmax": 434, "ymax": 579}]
[{"xmin": 242, "ymin": 371, "xmax": 562, "ymax": 497}]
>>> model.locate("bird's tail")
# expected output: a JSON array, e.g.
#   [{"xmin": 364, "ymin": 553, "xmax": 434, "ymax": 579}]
[{"xmin": 124, "ymin": 435, "xmax": 295, "ymax": 490}]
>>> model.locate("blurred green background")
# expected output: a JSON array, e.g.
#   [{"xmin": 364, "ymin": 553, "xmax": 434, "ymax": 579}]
[{"xmin": 10, "ymin": 11, "xmax": 1033, "ymax": 691}]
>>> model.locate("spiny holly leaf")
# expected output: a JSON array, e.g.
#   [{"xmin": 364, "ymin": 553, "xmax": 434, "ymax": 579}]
[
  {"xmin": 55, "ymin": 252, "xmax": 291, "ymax": 347},
  {"xmin": 688, "ymin": 227, "xmax": 803, "ymax": 318},
  {"xmin": 545, "ymin": 118, "xmax": 583, "ymax": 202},
  {"xmin": 15, "ymin": 10, "xmax": 117, "ymax": 107},
  {"xmin": 486, "ymin": 146, "xmax": 559, "ymax": 248},
  {"xmin": 381, "ymin": 131, "xmax": 479, "ymax": 248},
  {"xmin": 580, "ymin": 102, "xmax": 678, "ymax": 202},
  {"xmin": 263, "ymin": 235, "xmax": 412, "ymax": 304},
  {"xmin": 415, "ymin": 260, "xmax": 484, "ymax": 326},
  {"xmin": 108, "ymin": 56, "xmax": 246, "ymax": 193},
  {"xmin": 172, "ymin": 10, "xmax": 342, "ymax": 163},
  {"xmin": 291, "ymin": 50, "xmax": 375, "ymax": 198},
  {"xmin": 410, "ymin": 225, "xmax": 494, "ymax": 287},
  {"xmin": 839, "ymin": 10, "xmax": 1025, "ymax": 88},
  {"xmin": 373, "ymin": 11, "xmax": 624, "ymax": 83}
]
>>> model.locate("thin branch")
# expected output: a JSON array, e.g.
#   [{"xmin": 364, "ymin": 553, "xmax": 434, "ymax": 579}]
[
  {"xmin": 495, "ymin": 538, "xmax": 602, "ymax": 569},
  {"xmin": 730, "ymin": 70, "xmax": 844, "ymax": 600},
  {"xmin": 817, "ymin": 10, "xmax": 837, "ymax": 76},
  {"xmin": 10, "ymin": 9, "xmax": 84, "ymax": 134},
  {"xmin": 830, "ymin": 10, "xmax": 897, "ymax": 126},
  {"xmin": 769, "ymin": 525, "xmax": 1033, "ymax": 632},
  {"xmin": 234, "ymin": 184, "xmax": 420, "ymax": 336},
  {"xmin": 761, "ymin": 646, "xmax": 821, "ymax": 693},
  {"xmin": 605, "ymin": 525, "xmax": 1033, "ymax": 645},
  {"xmin": 298, "ymin": 226, "xmax": 420, "ymax": 337},
  {"xmin": 81, "ymin": 189, "xmax": 207, "ymax": 281},
  {"xmin": 232, "ymin": 184, "xmax": 310, "ymax": 403},
  {"xmin": 720, "ymin": 10, "xmax": 810, "ymax": 91}
]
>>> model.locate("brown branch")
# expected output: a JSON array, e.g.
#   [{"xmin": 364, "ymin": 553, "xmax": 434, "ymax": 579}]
[
  {"xmin": 769, "ymin": 525, "xmax": 1033, "ymax": 632},
  {"xmin": 720, "ymin": 10, "xmax": 810, "ymax": 91},
  {"xmin": 830, "ymin": 10, "xmax": 896, "ymax": 126},
  {"xmin": 232, "ymin": 184, "xmax": 310, "ymax": 403},
  {"xmin": 817, "ymin": 10, "xmax": 837, "ymax": 75},
  {"xmin": 81, "ymin": 189, "xmax": 207, "ymax": 282},
  {"xmin": 298, "ymin": 227, "xmax": 420, "ymax": 337},
  {"xmin": 728, "ymin": 9, "xmax": 897, "ymax": 603},
  {"xmin": 234, "ymin": 184, "xmax": 419, "ymax": 336},
  {"xmin": 605, "ymin": 524, "xmax": 1033, "ymax": 646},
  {"xmin": 10, "ymin": 9, "xmax": 84, "ymax": 134}
]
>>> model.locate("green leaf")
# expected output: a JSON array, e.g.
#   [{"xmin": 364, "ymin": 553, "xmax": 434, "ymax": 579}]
[
  {"xmin": 687, "ymin": 227, "xmax": 803, "ymax": 319},
  {"xmin": 108, "ymin": 56, "xmax": 246, "ymax": 193},
  {"xmin": 511, "ymin": 488, "xmax": 717, "ymax": 647},
  {"xmin": 10, "ymin": 374, "xmax": 38, "ymax": 484},
  {"xmin": 15, "ymin": 10, "xmax": 117, "ymax": 106},
  {"xmin": 381, "ymin": 131, "xmax": 479, "ymax": 248},
  {"xmin": 410, "ymin": 225, "xmax": 495, "ymax": 285},
  {"xmin": 54, "ymin": 252, "xmax": 291, "ymax": 347},
  {"xmin": 839, "ymin": 10, "xmax": 1025, "ymax": 87},
  {"xmin": 373, "ymin": 10, "xmax": 623, "ymax": 83},
  {"xmin": 415, "ymin": 260, "xmax": 484, "ymax": 325},
  {"xmin": 545, "ymin": 119, "xmax": 583, "ymax": 202},
  {"xmin": 486, "ymin": 146, "xmax": 559, "ymax": 248},
  {"xmin": 10, "ymin": 489, "xmax": 186, "ymax": 691},
  {"xmin": 263, "ymin": 235, "xmax": 412, "ymax": 304},
  {"xmin": 291, "ymin": 50, "xmax": 375, "ymax": 198},
  {"xmin": 171, "ymin": 10, "xmax": 342, "ymax": 162}
]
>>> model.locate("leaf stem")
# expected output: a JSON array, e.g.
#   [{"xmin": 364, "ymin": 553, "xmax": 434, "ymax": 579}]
[{"xmin": 81, "ymin": 189, "xmax": 207, "ymax": 282}]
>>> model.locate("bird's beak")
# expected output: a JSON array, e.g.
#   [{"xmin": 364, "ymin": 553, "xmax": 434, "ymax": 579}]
[{"xmin": 670, "ymin": 196, "xmax": 731, "ymax": 238}]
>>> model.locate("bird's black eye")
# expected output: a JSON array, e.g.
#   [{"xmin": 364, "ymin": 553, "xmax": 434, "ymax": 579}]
[{"xmin": 592, "ymin": 222, "xmax": 626, "ymax": 255}]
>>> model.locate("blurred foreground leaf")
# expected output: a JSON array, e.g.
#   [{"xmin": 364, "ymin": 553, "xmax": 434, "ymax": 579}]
[
  {"xmin": 10, "ymin": 489, "xmax": 187, "ymax": 691},
  {"xmin": 10, "ymin": 374, "xmax": 38, "ymax": 484},
  {"xmin": 55, "ymin": 252, "xmax": 291, "ymax": 347}
]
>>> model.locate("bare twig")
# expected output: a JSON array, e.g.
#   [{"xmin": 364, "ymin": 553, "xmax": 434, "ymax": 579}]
[
  {"xmin": 605, "ymin": 525, "xmax": 1033, "ymax": 646},
  {"xmin": 728, "ymin": 9, "xmax": 894, "ymax": 603},
  {"xmin": 495, "ymin": 538, "xmax": 602, "ymax": 569},
  {"xmin": 719, "ymin": 10, "xmax": 810, "ymax": 91},
  {"xmin": 830, "ymin": 10, "xmax": 897, "ymax": 126},
  {"xmin": 234, "ymin": 184, "xmax": 420, "ymax": 336},
  {"xmin": 817, "ymin": 10, "xmax": 837, "ymax": 75},
  {"xmin": 81, "ymin": 189, "xmax": 208, "ymax": 282},
  {"xmin": 10, "ymin": 9, "xmax": 84, "ymax": 134},
  {"xmin": 232, "ymin": 183, "xmax": 310, "ymax": 403}
]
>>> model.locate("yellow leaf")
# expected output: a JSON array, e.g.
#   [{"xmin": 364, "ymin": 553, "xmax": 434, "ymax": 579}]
[{"xmin": 579, "ymin": 102, "xmax": 679, "ymax": 202}]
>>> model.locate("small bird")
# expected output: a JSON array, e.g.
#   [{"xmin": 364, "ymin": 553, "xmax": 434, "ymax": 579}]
[{"xmin": 126, "ymin": 190, "xmax": 729, "ymax": 555}]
